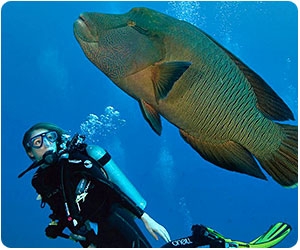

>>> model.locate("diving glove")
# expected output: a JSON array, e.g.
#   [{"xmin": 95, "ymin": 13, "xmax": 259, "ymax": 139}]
[{"xmin": 45, "ymin": 221, "xmax": 65, "ymax": 239}]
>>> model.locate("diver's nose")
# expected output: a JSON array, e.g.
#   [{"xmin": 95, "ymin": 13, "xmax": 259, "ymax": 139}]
[{"xmin": 43, "ymin": 137, "xmax": 51, "ymax": 147}]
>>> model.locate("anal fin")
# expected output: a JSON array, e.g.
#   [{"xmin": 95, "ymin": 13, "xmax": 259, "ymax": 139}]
[
  {"xmin": 139, "ymin": 99, "xmax": 162, "ymax": 135},
  {"xmin": 180, "ymin": 129, "xmax": 266, "ymax": 180}
]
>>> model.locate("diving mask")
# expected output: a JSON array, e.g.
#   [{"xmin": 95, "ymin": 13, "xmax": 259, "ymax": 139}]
[{"xmin": 27, "ymin": 131, "xmax": 58, "ymax": 149}]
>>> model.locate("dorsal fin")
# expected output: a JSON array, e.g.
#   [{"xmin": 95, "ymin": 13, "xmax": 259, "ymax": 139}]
[
  {"xmin": 224, "ymin": 50, "xmax": 294, "ymax": 121},
  {"xmin": 202, "ymin": 30, "xmax": 294, "ymax": 121}
]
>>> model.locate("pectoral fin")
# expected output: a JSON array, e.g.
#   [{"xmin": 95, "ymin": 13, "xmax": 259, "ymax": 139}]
[
  {"xmin": 152, "ymin": 61, "xmax": 191, "ymax": 102},
  {"xmin": 139, "ymin": 99, "xmax": 162, "ymax": 135},
  {"xmin": 180, "ymin": 129, "xmax": 267, "ymax": 180}
]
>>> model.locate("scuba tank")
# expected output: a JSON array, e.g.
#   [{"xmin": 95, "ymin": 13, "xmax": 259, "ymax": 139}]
[{"xmin": 86, "ymin": 145, "xmax": 147, "ymax": 210}]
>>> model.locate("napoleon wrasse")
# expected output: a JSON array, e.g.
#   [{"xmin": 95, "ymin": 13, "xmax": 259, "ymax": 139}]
[{"xmin": 74, "ymin": 7, "xmax": 297, "ymax": 187}]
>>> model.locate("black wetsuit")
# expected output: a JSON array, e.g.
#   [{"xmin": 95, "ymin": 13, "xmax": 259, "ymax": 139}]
[
  {"xmin": 31, "ymin": 146, "xmax": 227, "ymax": 248},
  {"xmin": 32, "ymin": 147, "xmax": 151, "ymax": 247}
]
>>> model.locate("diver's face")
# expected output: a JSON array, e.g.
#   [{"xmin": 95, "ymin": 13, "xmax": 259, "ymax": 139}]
[{"xmin": 27, "ymin": 129, "xmax": 57, "ymax": 161}]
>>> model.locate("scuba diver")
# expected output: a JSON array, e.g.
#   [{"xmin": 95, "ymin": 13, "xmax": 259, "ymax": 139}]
[{"xmin": 19, "ymin": 122, "xmax": 292, "ymax": 248}]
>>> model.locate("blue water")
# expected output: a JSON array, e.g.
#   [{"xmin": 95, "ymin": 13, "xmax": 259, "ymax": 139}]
[{"xmin": 1, "ymin": 1, "xmax": 298, "ymax": 248}]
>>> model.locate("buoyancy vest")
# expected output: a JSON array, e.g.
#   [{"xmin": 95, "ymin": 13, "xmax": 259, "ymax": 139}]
[{"xmin": 33, "ymin": 145, "xmax": 146, "ymax": 231}]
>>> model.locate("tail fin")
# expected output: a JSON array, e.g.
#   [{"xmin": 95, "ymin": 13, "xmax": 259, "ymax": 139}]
[{"xmin": 258, "ymin": 124, "xmax": 297, "ymax": 187}]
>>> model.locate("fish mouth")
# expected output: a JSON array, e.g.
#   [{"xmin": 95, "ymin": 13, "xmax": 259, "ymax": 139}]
[
  {"xmin": 78, "ymin": 14, "xmax": 89, "ymax": 29},
  {"xmin": 73, "ymin": 14, "xmax": 98, "ymax": 42}
]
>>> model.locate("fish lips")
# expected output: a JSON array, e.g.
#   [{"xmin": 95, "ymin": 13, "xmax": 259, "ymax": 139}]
[{"xmin": 74, "ymin": 14, "xmax": 98, "ymax": 43}]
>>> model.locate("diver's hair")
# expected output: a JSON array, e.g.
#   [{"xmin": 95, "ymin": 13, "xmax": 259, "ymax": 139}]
[{"xmin": 22, "ymin": 122, "xmax": 66, "ymax": 159}]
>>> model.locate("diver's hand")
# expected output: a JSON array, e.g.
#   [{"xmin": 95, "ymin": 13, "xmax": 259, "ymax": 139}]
[{"xmin": 141, "ymin": 212, "xmax": 171, "ymax": 243}]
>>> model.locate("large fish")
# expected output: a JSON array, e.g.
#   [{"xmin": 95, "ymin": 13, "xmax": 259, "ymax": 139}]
[{"xmin": 73, "ymin": 7, "xmax": 297, "ymax": 187}]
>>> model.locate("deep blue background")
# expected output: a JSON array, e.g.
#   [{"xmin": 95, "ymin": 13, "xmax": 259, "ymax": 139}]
[{"xmin": 1, "ymin": 1, "xmax": 298, "ymax": 248}]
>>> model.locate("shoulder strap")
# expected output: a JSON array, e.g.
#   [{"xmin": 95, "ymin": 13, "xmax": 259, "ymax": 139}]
[{"xmin": 96, "ymin": 151, "xmax": 111, "ymax": 167}]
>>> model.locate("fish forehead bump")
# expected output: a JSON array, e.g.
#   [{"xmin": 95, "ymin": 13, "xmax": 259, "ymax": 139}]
[
  {"xmin": 128, "ymin": 7, "xmax": 177, "ymax": 26},
  {"xmin": 74, "ymin": 7, "xmax": 165, "ymax": 80},
  {"xmin": 129, "ymin": 7, "xmax": 171, "ymax": 18},
  {"xmin": 129, "ymin": 7, "xmax": 160, "ymax": 17},
  {"xmin": 77, "ymin": 7, "xmax": 176, "ymax": 36}
]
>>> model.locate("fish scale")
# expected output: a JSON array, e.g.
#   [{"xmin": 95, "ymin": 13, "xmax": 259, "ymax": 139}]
[{"xmin": 177, "ymin": 64, "xmax": 246, "ymax": 137}]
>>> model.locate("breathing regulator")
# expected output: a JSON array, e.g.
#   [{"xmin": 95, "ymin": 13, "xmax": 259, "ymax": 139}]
[{"xmin": 18, "ymin": 133, "xmax": 86, "ymax": 178}]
